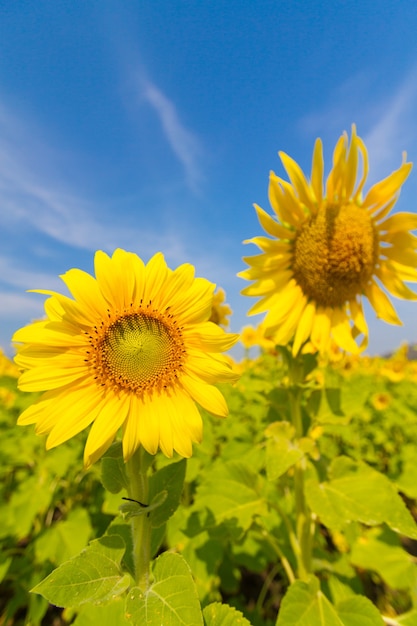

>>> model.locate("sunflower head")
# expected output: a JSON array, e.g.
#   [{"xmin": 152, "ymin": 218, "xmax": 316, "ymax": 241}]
[
  {"xmin": 13, "ymin": 249, "xmax": 239, "ymax": 467},
  {"xmin": 239, "ymin": 126, "xmax": 417, "ymax": 355},
  {"xmin": 209, "ymin": 288, "xmax": 233, "ymax": 327}
]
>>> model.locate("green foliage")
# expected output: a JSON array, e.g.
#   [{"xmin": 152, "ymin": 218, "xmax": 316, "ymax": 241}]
[{"xmin": 2, "ymin": 349, "xmax": 417, "ymax": 624}]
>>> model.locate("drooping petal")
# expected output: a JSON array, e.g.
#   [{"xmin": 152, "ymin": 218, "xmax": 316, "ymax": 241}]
[
  {"xmin": 181, "ymin": 374, "xmax": 228, "ymax": 416},
  {"xmin": 365, "ymin": 280, "xmax": 402, "ymax": 325}
]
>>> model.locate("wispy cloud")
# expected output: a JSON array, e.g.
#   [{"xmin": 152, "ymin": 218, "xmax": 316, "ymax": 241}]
[
  {"xmin": 363, "ymin": 69, "xmax": 417, "ymax": 180},
  {"xmin": 0, "ymin": 255, "xmax": 63, "ymax": 291},
  {"xmin": 0, "ymin": 292, "xmax": 45, "ymax": 319},
  {"xmin": 139, "ymin": 78, "xmax": 203, "ymax": 193},
  {"xmin": 298, "ymin": 66, "xmax": 417, "ymax": 182},
  {"xmin": 0, "ymin": 97, "xmax": 191, "ymax": 262}
]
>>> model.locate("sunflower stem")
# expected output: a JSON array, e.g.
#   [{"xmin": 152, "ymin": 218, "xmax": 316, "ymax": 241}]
[
  {"xmin": 288, "ymin": 358, "xmax": 313, "ymax": 580},
  {"xmin": 126, "ymin": 447, "xmax": 153, "ymax": 590}
]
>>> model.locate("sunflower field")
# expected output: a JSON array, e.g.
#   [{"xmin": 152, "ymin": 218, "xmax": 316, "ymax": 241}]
[
  {"xmin": 3, "ymin": 127, "xmax": 417, "ymax": 625},
  {"xmin": 2, "ymin": 342, "xmax": 417, "ymax": 626}
]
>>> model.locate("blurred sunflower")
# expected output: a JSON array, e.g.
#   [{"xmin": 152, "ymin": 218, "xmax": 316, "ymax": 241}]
[
  {"xmin": 239, "ymin": 126, "xmax": 417, "ymax": 355},
  {"xmin": 13, "ymin": 249, "xmax": 239, "ymax": 467},
  {"xmin": 209, "ymin": 288, "xmax": 232, "ymax": 327}
]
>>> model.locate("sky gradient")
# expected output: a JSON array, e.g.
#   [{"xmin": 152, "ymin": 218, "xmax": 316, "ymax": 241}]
[{"xmin": 1, "ymin": 1, "xmax": 417, "ymax": 358}]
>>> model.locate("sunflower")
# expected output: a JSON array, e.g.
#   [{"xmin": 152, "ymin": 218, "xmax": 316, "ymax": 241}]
[
  {"xmin": 209, "ymin": 288, "xmax": 233, "ymax": 327},
  {"xmin": 239, "ymin": 126, "xmax": 417, "ymax": 355},
  {"xmin": 13, "ymin": 249, "xmax": 239, "ymax": 467}
]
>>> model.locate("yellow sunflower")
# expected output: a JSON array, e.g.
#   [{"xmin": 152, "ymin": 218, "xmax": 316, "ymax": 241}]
[
  {"xmin": 209, "ymin": 288, "xmax": 233, "ymax": 327},
  {"xmin": 13, "ymin": 249, "xmax": 239, "ymax": 467},
  {"xmin": 239, "ymin": 125, "xmax": 417, "ymax": 355}
]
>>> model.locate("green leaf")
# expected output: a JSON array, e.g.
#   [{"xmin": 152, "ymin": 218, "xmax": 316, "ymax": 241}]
[
  {"xmin": 276, "ymin": 577, "xmax": 383, "ymax": 626},
  {"xmin": 192, "ymin": 460, "xmax": 267, "ymax": 535},
  {"xmin": 0, "ymin": 474, "xmax": 53, "ymax": 540},
  {"xmin": 203, "ymin": 601, "xmax": 253, "ymax": 625},
  {"xmin": 276, "ymin": 576, "xmax": 343, "ymax": 626},
  {"xmin": 350, "ymin": 527, "xmax": 417, "ymax": 590},
  {"xmin": 101, "ymin": 442, "xmax": 129, "ymax": 494},
  {"xmin": 32, "ymin": 534, "xmax": 130, "ymax": 608},
  {"xmin": 148, "ymin": 459, "xmax": 186, "ymax": 528},
  {"xmin": 395, "ymin": 444, "xmax": 417, "ymax": 499},
  {"xmin": 106, "ymin": 519, "xmax": 135, "ymax": 579},
  {"xmin": 265, "ymin": 421, "xmax": 304, "ymax": 480},
  {"xmin": 305, "ymin": 458, "xmax": 417, "ymax": 538},
  {"xmin": 72, "ymin": 597, "xmax": 131, "ymax": 625},
  {"xmin": 125, "ymin": 552, "xmax": 203, "ymax": 626},
  {"xmin": 336, "ymin": 596, "xmax": 384, "ymax": 625},
  {"xmin": 35, "ymin": 508, "xmax": 92, "ymax": 565},
  {"xmin": 396, "ymin": 609, "xmax": 417, "ymax": 624}
]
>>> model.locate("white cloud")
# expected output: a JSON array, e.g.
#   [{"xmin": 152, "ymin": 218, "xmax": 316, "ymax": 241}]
[{"xmin": 140, "ymin": 79, "xmax": 203, "ymax": 192}]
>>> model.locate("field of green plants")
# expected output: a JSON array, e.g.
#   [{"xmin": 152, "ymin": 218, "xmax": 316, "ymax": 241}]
[{"xmin": 1, "ymin": 344, "xmax": 417, "ymax": 625}]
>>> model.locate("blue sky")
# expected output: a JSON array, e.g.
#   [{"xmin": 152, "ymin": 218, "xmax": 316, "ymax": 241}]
[{"xmin": 1, "ymin": 1, "xmax": 417, "ymax": 358}]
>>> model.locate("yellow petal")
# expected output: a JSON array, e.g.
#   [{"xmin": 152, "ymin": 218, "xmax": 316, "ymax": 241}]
[
  {"xmin": 18, "ymin": 367, "xmax": 88, "ymax": 392},
  {"xmin": 123, "ymin": 395, "xmax": 161, "ymax": 460},
  {"xmin": 181, "ymin": 374, "xmax": 228, "ymax": 416},
  {"xmin": 378, "ymin": 212, "xmax": 417, "ymax": 234},
  {"xmin": 349, "ymin": 299, "xmax": 368, "ymax": 337},
  {"xmin": 331, "ymin": 308, "xmax": 360, "ymax": 354},
  {"xmin": 60, "ymin": 268, "xmax": 108, "ymax": 320},
  {"xmin": 311, "ymin": 138, "xmax": 323, "ymax": 206},
  {"xmin": 269, "ymin": 173, "xmax": 305, "ymax": 225},
  {"xmin": 363, "ymin": 162, "xmax": 412, "ymax": 209},
  {"xmin": 254, "ymin": 204, "xmax": 295, "ymax": 239},
  {"xmin": 376, "ymin": 265, "xmax": 417, "ymax": 300},
  {"xmin": 279, "ymin": 151, "xmax": 315, "ymax": 210},
  {"xmin": 344, "ymin": 126, "xmax": 359, "ymax": 199},
  {"xmin": 365, "ymin": 280, "xmax": 402, "ymax": 325},
  {"xmin": 310, "ymin": 307, "xmax": 332, "ymax": 353},
  {"xmin": 83, "ymin": 392, "xmax": 129, "ymax": 467},
  {"xmin": 292, "ymin": 301, "xmax": 316, "ymax": 355},
  {"xmin": 46, "ymin": 385, "xmax": 104, "ymax": 448},
  {"xmin": 183, "ymin": 322, "xmax": 239, "ymax": 352}
]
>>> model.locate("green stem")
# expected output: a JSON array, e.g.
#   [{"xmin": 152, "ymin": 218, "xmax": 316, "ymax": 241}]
[
  {"xmin": 255, "ymin": 525, "xmax": 296, "ymax": 585},
  {"xmin": 126, "ymin": 447, "xmax": 153, "ymax": 590},
  {"xmin": 288, "ymin": 363, "xmax": 313, "ymax": 580}
]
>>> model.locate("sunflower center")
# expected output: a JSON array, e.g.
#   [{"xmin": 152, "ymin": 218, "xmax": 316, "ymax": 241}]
[
  {"xmin": 292, "ymin": 203, "xmax": 378, "ymax": 307},
  {"xmin": 87, "ymin": 310, "xmax": 185, "ymax": 395}
]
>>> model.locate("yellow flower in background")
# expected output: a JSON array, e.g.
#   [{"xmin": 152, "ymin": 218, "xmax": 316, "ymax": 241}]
[
  {"xmin": 240, "ymin": 325, "xmax": 259, "ymax": 349},
  {"xmin": 0, "ymin": 348, "xmax": 19, "ymax": 378},
  {"xmin": 239, "ymin": 126, "xmax": 417, "ymax": 355},
  {"xmin": 371, "ymin": 391, "xmax": 392, "ymax": 411},
  {"xmin": 209, "ymin": 288, "xmax": 232, "ymax": 327},
  {"xmin": 13, "ymin": 249, "xmax": 239, "ymax": 467}
]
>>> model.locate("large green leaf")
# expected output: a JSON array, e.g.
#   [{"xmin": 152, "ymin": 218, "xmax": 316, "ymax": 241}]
[
  {"xmin": 276, "ymin": 576, "xmax": 344, "ymax": 626},
  {"xmin": 125, "ymin": 552, "xmax": 203, "ymax": 626},
  {"xmin": 276, "ymin": 577, "xmax": 383, "ymax": 626},
  {"xmin": 350, "ymin": 527, "xmax": 417, "ymax": 590},
  {"xmin": 192, "ymin": 460, "xmax": 267, "ymax": 535},
  {"xmin": 72, "ymin": 597, "xmax": 130, "ymax": 625},
  {"xmin": 336, "ymin": 596, "xmax": 385, "ymax": 625},
  {"xmin": 32, "ymin": 534, "xmax": 130, "ymax": 608},
  {"xmin": 203, "ymin": 601, "xmax": 253, "ymax": 625},
  {"xmin": 305, "ymin": 457, "xmax": 417, "ymax": 538}
]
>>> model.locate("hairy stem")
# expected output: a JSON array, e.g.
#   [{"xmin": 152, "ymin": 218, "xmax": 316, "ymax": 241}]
[{"xmin": 126, "ymin": 448, "xmax": 153, "ymax": 590}]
